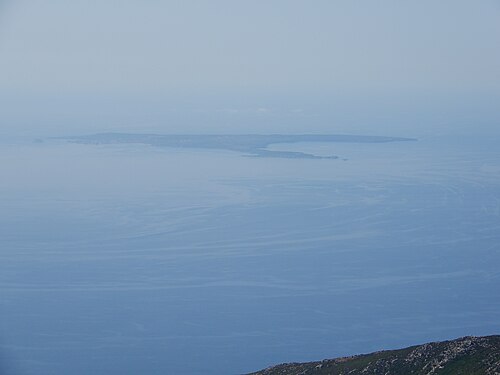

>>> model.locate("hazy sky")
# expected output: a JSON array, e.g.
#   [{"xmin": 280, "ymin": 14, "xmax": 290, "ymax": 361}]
[{"xmin": 0, "ymin": 1, "xmax": 499, "ymax": 135}]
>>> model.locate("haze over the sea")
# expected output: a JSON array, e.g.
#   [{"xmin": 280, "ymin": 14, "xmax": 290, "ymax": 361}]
[
  {"xmin": 0, "ymin": 1, "xmax": 499, "ymax": 375},
  {"xmin": 0, "ymin": 0, "xmax": 499, "ymax": 138}
]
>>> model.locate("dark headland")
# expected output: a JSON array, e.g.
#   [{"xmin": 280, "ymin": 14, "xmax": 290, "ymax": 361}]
[{"xmin": 247, "ymin": 335, "xmax": 500, "ymax": 375}]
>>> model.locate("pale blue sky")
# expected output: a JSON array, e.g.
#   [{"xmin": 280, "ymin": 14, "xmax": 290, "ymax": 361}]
[{"xmin": 0, "ymin": 1, "xmax": 499, "ymax": 135}]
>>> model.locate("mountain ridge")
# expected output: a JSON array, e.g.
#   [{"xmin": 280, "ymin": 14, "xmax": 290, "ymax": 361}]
[{"xmin": 247, "ymin": 335, "xmax": 500, "ymax": 375}]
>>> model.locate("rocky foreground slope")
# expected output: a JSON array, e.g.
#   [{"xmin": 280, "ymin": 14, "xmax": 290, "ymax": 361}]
[{"xmin": 248, "ymin": 335, "xmax": 500, "ymax": 375}]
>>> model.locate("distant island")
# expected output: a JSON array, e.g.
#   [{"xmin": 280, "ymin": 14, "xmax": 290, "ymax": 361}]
[
  {"xmin": 61, "ymin": 133, "xmax": 417, "ymax": 159},
  {"xmin": 247, "ymin": 335, "xmax": 500, "ymax": 375}
]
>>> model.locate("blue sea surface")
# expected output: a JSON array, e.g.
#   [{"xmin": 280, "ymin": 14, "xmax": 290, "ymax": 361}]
[{"xmin": 0, "ymin": 135, "xmax": 499, "ymax": 374}]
